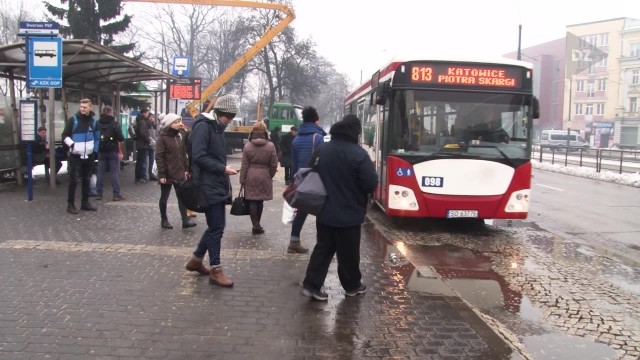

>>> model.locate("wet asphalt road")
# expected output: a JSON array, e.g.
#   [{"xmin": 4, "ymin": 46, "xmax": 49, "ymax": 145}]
[{"xmin": 367, "ymin": 166, "xmax": 640, "ymax": 360}]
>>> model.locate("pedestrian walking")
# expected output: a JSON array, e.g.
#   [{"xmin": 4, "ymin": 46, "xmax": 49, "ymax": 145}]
[
  {"xmin": 155, "ymin": 113, "xmax": 196, "ymax": 230},
  {"xmin": 239, "ymin": 121, "xmax": 278, "ymax": 235},
  {"xmin": 287, "ymin": 106, "xmax": 326, "ymax": 254},
  {"xmin": 301, "ymin": 114, "xmax": 378, "ymax": 301},
  {"xmin": 184, "ymin": 94, "xmax": 239, "ymax": 287}
]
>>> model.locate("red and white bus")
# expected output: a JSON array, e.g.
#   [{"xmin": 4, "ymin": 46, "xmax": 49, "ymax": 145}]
[{"xmin": 345, "ymin": 59, "xmax": 539, "ymax": 219}]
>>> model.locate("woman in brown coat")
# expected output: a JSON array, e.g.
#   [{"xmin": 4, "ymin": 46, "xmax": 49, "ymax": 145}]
[
  {"xmin": 240, "ymin": 121, "xmax": 278, "ymax": 234},
  {"xmin": 155, "ymin": 113, "xmax": 196, "ymax": 230}
]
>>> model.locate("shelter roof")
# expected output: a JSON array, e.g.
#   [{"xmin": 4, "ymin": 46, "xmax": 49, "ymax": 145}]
[{"xmin": 0, "ymin": 39, "xmax": 176, "ymax": 94}]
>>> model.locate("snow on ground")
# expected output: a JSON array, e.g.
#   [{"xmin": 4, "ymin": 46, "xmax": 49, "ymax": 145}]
[{"xmin": 532, "ymin": 160, "xmax": 640, "ymax": 188}]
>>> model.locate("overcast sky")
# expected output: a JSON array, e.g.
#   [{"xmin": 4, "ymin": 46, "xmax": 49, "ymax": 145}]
[{"xmin": 291, "ymin": 0, "xmax": 636, "ymax": 87}]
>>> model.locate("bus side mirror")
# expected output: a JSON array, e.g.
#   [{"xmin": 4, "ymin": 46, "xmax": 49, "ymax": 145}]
[
  {"xmin": 374, "ymin": 82, "xmax": 389, "ymax": 105},
  {"xmin": 532, "ymin": 97, "xmax": 540, "ymax": 119}
]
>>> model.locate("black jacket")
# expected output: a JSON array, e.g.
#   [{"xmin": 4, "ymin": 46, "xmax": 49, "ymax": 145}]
[
  {"xmin": 279, "ymin": 132, "xmax": 294, "ymax": 167},
  {"xmin": 315, "ymin": 120, "xmax": 378, "ymax": 227},
  {"xmin": 189, "ymin": 114, "xmax": 231, "ymax": 204}
]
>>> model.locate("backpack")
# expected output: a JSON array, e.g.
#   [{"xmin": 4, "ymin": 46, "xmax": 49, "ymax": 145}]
[{"xmin": 99, "ymin": 122, "xmax": 119, "ymax": 153}]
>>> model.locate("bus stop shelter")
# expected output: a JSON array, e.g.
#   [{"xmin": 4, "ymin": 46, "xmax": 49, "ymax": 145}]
[{"xmin": 0, "ymin": 39, "xmax": 177, "ymax": 186}]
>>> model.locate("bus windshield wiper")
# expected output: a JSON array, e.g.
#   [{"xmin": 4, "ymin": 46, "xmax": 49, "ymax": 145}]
[{"xmin": 467, "ymin": 144, "xmax": 514, "ymax": 166}]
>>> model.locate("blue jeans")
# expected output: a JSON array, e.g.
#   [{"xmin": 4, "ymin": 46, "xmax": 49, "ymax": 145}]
[
  {"xmin": 290, "ymin": 211, "xmax": 308, "ymax": 242},
  {"xmin": 96, "ymin": 152, "xmax": 121, "ymax": 196},
  {"xmin": 135, "ymin": 149, "xmax": 148, "ymax": 181},
  {"xmin": 193, "ymin": 202, "xmax": 226, "ymax": 266}
]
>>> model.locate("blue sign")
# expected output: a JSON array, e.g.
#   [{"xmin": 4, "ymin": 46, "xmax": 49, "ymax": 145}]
[
  {"xmin": 396, "ymin": 168, "xmax": 412, "ymax": 176},
  {"xmin": 27, "ymin": 37, "xmax": 62, "ymax": 88},
  {"xmin": 19, "ymin": 21, "xmax": 60, "ymax": 36},
  {"xmin": 172, "ymin": 57, "xmax": 190, "ymax": 76}
]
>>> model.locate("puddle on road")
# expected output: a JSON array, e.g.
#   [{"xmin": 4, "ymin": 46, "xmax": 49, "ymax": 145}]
[{"xmin": 523, "ymin": 333, "xmax": 618, "ymax": 360}]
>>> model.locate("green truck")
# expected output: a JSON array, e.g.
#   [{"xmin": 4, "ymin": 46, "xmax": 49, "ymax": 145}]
[{"xmin": 223, "ymin": 102, "xmax": 303, "ymax": 154}]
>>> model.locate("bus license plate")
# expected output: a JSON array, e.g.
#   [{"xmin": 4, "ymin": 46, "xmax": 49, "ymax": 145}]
[{"xmin": 447, "ymin": 210, "xmax": 478, "ymax": 218}]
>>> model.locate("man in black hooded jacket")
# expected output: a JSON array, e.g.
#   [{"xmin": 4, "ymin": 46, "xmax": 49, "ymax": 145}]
[{"xmin": 301, "ymin": 114, "xmax": 378, "ymax": 301}]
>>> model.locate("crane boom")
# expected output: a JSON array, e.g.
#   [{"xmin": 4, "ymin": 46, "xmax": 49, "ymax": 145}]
[{"xmin": 124, "ymin": 0, "xmax": 295, "ymax": 116}]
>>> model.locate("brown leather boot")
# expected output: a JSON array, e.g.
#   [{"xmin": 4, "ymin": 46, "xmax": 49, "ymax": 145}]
[
  {"xmin": 287, "ymin": 242, "xmax": 309, "ymax": 254},
  {"xmin": 209, "ymin": 267, "xmax": 233, "ymax": 287},
  {"xmin": 185, "ymin": 257, "xmax": 209, "ymax": 275}
]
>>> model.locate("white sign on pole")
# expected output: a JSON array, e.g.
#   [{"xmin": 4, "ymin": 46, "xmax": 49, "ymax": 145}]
[{"xmin": 20, "ymin": 100, "xmax": 38, "ymax": 141}]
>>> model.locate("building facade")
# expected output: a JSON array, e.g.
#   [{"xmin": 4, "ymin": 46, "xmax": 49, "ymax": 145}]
[
  {"xmin": 509, "ymin": 17, "xmax": 640, "ymax": 148},
  {"xmin": 617, "ymin": 18, "xmax": 640, "ymax": 148}
]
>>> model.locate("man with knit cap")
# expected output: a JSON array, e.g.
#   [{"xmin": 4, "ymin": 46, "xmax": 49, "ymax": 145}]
[
  {"xmin": 184, "ymin": 94, "xmax": 239, "ymax": 287},
  {"xmin": 301, "ymin": 114, "xmax": 378, "ymax": 301}
]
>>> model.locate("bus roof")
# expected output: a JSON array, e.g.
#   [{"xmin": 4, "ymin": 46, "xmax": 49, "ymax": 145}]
[{"xmin": 344, "ymin": 57, "xmax": 534, "ymax": 104}]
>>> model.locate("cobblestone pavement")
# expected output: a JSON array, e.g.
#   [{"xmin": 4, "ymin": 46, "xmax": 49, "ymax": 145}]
[
  {"xmin": 0, "ymin": 155, "xmax": 515, "ymax": 360},
  {"xmin": 366, "ymin": 211, "xmax": 640, "ymax": 360}
]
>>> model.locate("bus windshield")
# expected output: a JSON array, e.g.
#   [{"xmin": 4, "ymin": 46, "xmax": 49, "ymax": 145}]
[{"xmin": 387, "ymin": 90, "xmax": 532, "ymax": 160}]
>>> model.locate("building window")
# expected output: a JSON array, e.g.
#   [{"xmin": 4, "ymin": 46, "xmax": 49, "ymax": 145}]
[
  {"xmin": 599, "ymin": 33, "xmax": 608, "ymax": 46},
  {"xmin": 576, "ymin": 80, "xmax": 585, "ymax": 92},
  {"xmin": 575, "ymin": 103, "xmax": 583, "ymax": 115},
  {"xmin": 597, "ymin": 55, "xmax": 607, "ymax": 67},
  {"xmin": 597, "ymin": 79, "xmax": 606, "ymax": 91},
  {"xmin": 587, "ymin": 82, "xmax": 595, "ymax": 97},
  {"xmin": 633, "ymin": 70, "xmax": 639, "ymax": 85},
  {"xmin": 631, "ymin": 43, "xmax": 640, "ymax": 57},
  {"xmin": 631, "ymin": 98, "xmax": 638, "ymax": 113},
  {"xmin": 586, "ymin": 103, "xmax": 594, "ymax": 115},
  {"xmin": 596, "ymin": 103, "xmax": 605, "ymax": 115}
]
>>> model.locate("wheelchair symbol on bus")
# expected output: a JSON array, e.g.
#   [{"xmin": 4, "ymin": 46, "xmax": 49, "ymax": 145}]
[{"xmin": 397, "ymin": 168, "xmax": 412, "ymax": 176}]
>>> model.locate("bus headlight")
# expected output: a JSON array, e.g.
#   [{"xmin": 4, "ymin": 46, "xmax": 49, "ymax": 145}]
[
  {"xmin": 504, "ymin": 189, "xmax": 530, "ymax": 212},
  {"xmin": 389, "ymin": 185, "xmax": 419, "ymax": 211}
]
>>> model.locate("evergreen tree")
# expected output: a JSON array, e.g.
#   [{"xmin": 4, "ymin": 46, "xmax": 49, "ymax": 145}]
[{"xmin": 44, "ymin": 0, "xmax": 135, "ymax": 55}]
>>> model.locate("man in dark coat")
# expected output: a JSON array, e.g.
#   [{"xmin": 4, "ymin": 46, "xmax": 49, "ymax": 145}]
[
  {"xmin": 134, "ymin": 108, "xmax": 152, "ymax": 183},
  {"xmin": 278, "ymin": 126, "xmax": 297, "ymax": 185},
  {"xmin": 301, "ymin": 114, "xmax": 378, "ymax": 301},
  {"xmin": 95, "ymin": 106, "xmax": 125, "ymax": 201},
  {"xmin": 184, "ymin": 94, "xmax": 239, "ymax": 287}
]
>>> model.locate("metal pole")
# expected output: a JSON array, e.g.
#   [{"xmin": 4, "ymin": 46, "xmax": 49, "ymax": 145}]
[
  {"xmin": 48, "ymin": 87, "xmax": 56, "ymax": 188},
  {"xmin": 517, "ymin": 24, "xmax": 522, "ymax": 60}
]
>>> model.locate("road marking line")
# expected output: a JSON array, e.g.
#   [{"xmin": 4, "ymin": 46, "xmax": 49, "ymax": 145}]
[{"xmin": 534, "ymin": 183, "xmax": 564, "ymax": 191}]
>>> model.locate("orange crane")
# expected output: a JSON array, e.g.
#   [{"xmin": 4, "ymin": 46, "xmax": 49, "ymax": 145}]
[{"xmin": 124, "ymin": 0, "xmax": 295, "ymax": 116}]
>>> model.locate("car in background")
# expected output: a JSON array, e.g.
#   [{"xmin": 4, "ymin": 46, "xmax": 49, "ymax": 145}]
[{"xmin": 540, "ymin": 130, "xmax": 589, "ymax": 150}]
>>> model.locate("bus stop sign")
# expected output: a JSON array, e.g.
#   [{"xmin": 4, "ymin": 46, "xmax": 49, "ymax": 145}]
[{"xmin": 27, "ymin": 37, "xmax": 63, "ymax": 88}]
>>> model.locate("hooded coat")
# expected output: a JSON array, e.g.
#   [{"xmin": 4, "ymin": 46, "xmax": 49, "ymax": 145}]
[
  {"xmin": 189, "ymin": 113, "xmax": 232, "ymax": 204},
  {"xmin": 315, "ymin": 115, "xmax": 378, "ymax": 228},
  {"xmin": 239, "ymin": 136, "xmax": 278, "ymax": 201}
]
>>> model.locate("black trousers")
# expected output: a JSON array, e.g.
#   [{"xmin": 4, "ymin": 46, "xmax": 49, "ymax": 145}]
[
  {"xmin": 159, "ymin": 183, "xmax": 187, "ymax": 221},
  {"xmin": 67, "ymin": 155, "xmax": 93, "ymax": 204},
  {"xmin": 284, "ymin": 166, "xmax": 291, "ymax": 182},
  {"xmin": 302, "ymin": 223, "xmax": 362, "ymax": 292}
]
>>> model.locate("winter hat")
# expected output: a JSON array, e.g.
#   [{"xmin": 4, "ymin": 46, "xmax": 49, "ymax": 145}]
[
  {"xmin": 160, "ymin": 113, "xmax": 181, "ymax": 129},
  {"xmin": 330, "ymin": 114, "xmax": 361, "ymax": 143},
  {"xmin": 157, "ymin": 113, "xmax": 166, "ymax": 121},
  {"xmin": 213, "ymin": 94, "xmax": 238, "ymax": 114}
]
